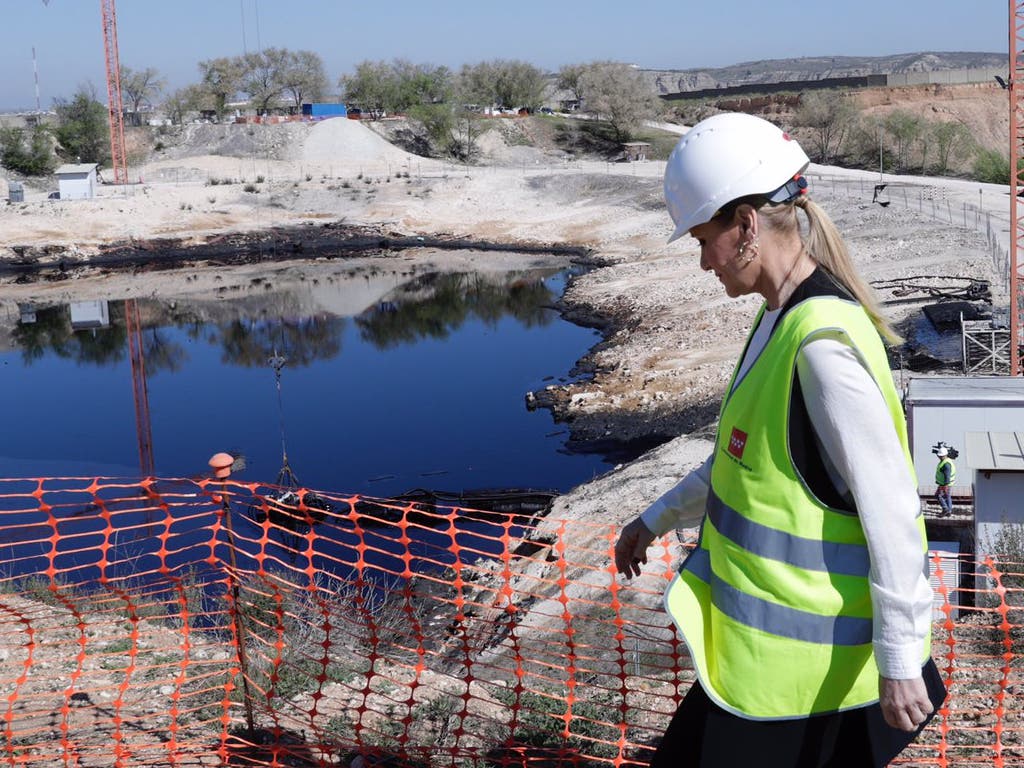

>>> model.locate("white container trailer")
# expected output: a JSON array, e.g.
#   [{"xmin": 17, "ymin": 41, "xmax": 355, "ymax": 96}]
[{"xmin": 904, "ymin": 376, "xmax": 1024, "ymax": 497}]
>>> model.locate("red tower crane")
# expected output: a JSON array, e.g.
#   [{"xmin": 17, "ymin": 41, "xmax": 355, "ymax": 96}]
[
  {"xmin": 124, "ymin": 299, "xmax": 155, "ymax": 477},
  {"xmin": 42, "ymin": 0, "xmax": 129, "ymax": 184},
  {"xmin": 99, "ymin": 0, "xmax": 129, "ymax": 184}
]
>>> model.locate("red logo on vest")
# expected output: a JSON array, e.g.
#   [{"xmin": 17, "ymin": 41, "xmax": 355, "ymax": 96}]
[{"xmin": 728, "ymin": 427, "xmax": 747, "ymax": 459}]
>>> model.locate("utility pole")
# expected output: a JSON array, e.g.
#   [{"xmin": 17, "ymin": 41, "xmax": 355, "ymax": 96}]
[{"xmin": 32, "ymin": 47, "xmax": 41, "ymax": 112}]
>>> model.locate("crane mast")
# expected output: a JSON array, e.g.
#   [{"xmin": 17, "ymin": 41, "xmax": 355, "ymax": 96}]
[
  {"xmin": 124, "ymin": 299, "xmax": 155, "ymax": 478},
  {"xmin": 100, "ymin": 0, "xmax": 129, "ymax": 184},
  {"xmin": 41, "ymin": 0, "xmax": 129, "ymax": 183}
]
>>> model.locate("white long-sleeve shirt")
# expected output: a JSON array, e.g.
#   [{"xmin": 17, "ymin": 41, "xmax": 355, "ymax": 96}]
[{"xmin": 640, "ymin": 307, "xmax": 932, "ymax": 680}]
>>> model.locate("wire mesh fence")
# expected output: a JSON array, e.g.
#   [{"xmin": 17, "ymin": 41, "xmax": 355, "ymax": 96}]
[{"xmin": 0, "ymin": 476, "xmax": 1016, "ymax": 766}]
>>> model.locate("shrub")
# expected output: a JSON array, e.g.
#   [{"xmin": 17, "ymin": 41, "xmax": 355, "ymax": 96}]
[
  {"xmin": 973, "ymin": 148, "xmax": 1012, "ymax": 184},
  {"xmin": 0, "ymin": 125, "xmax": 54, "ymax": 176}
]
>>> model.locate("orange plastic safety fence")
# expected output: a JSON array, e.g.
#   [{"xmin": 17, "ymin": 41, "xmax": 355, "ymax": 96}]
[{"xmin": 0, "ymin": 476, "xmax": 1016, "ymax": 767}]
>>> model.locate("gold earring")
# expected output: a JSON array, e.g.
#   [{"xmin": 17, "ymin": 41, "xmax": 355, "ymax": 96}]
[{"xmin": 737, "ymin": 235, "xmax": 760, "ymax": 264}]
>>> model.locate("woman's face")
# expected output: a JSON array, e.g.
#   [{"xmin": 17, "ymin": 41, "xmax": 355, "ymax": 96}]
[{"xmin": 688, "ymin": 213, "xmax": 758, "ymax": 299}]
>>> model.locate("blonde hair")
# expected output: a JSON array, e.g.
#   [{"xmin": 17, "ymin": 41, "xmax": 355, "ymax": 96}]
[{"xmin": 758, "ymin": 196, "xmax": 901, "ymax": 344}]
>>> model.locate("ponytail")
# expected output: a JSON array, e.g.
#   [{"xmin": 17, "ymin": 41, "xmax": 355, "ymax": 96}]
[{"xmin": 793, "ymin": 196, "xmax": 901, "ymax": 345}]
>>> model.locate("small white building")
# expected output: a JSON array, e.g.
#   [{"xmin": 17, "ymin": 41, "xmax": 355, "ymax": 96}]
[
  {"xmin": 54, "ymin": 163, "xmax": 99, "ymax": 200},
  {"xmin": 69, "ymin": 300, "xmax": 109, "ymax": 330},
  {"xmin": 905, "ymin": 376, "xmax": 1024, "ymax": 497},
  {"xmin": 965, "ymin": 431, "xmax": 1024, "ymax": 600}
]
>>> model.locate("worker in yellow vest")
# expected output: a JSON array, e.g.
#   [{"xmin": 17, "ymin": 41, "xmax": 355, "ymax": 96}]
[
  {"xmin": 934, "ymin": 445, "xmax": 956, "ymax": 514},
  {"xmin": 614, "ymin": 113, "xmax": 945, "ymax": 767}
]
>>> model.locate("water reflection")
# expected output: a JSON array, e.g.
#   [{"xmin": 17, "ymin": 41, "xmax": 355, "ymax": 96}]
[
  {"xmin": 13, "ymin": 303, "xmax": 127, "ymax": 365},
  {"xmin": 2, "ymin": 262, "xmax": 609, "ymax": 496},
  {"xmin": 357, "ymin": 273, "xmax": 555, "ymax": 348},
  {"xmin": 12, "ymin": 273, "xmax": 559, "ymax": 370}
]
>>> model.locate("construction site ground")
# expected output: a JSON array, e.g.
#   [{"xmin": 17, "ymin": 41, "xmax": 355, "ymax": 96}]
[{"xmin": 0, "ymin": 112, "xmax": 1011, "ymax": 733}]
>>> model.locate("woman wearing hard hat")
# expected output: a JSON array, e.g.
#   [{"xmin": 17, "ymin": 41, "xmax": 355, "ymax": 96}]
[{"xmin": 614, "ymin": 112, "xmax": 945, "ymax": 767}]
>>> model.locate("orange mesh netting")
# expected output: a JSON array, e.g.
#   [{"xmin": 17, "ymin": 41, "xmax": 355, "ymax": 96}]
[{"xmin": 0, "ymin": 475, "xmax": 1014, "ymax": 767}]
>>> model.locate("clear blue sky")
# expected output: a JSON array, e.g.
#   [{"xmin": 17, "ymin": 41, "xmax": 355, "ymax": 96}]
[{"xmin": 0, "ymin": 0, "xmax": 1008, "ymax": 111}]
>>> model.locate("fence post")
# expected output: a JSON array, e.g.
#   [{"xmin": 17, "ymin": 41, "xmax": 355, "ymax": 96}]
[{"xmin": 209, "ymin": 452, "xmax": 256, "ymax": 733}]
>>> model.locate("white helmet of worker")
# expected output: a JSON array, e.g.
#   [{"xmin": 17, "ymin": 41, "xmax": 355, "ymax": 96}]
[{"xmin": 663, "ymin": 112, "xmax": 811, "ymax": 243}]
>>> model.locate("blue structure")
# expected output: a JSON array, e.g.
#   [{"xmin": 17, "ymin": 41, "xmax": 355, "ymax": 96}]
[{"xmin": 301, "ymin": 103, "xmax": 348, "ymax": 118}]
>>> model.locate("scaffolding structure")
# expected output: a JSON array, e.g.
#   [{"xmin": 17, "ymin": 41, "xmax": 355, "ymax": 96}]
[{"xmin": 963, "ymin": 317, "xmax": 1013, "ymax": 374}]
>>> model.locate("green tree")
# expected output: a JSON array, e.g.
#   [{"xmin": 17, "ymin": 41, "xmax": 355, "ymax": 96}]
[
  {"xmin": 407, "ymin": 102, "xmax": 483, "ymax": 160},
  {"xmin": 390, "ymin": 59, "xmax": 451, "ymax": 110},
  {"xmin": 883, "ymin": 110, "xmax": 922, "ymax": 172},
  {"xmin": 242, "ymin": 47, "xmax": 290, "ymax": 115},
  {"xmin": 120, "ymin": 65, "xmax": 165, "ymax": 126},
  {"xmin": 845, "ymin": 115, "xmax": 890, "ymax": 171},
  {"xmin": 457, "ymin": 60, "xmax": 496, "ymax": 108},
  {"xmin": 972, "ymin": 147, "xmax": 1011, "ymax": 184},
  {"xmin": 493, "ymin": 60, "xmax": 546, "ymax": 111},
  {"xmin": 163, "ymin": 84, "xmax": 203, "ymax": 125},
  {"xmin": 197, "ymin": 56, "xmax": 244, "ymax": 119},
  {"xmin": 793, "ymin": 91, "xmax": 857, "ymax": 164},
  {"xmin": 931, "ymin": 120, "xmax": 971, "ymax": 175},
  {"xmin": 53, "ymin": 85, "xmax": 110, "ymax": 165},
  {"xmin": 280, "ymin": 49, "xmax": 328, "ymax": 109},
  {"xmin": 0, "ymin": 125, "xmax": 54, "ymax": 176},
  {"xmin": 339, "ymin": 60, "xmax": 395, "ymax": 115},
  {"xmin": 408, "ymin": 103, "xmax": 454, "ymax": 150},
  {"xmin": 458, "ymin": 60, "xmax": 545, "ymax": 111},
  {"xmin": 556, "ymin": 63, "xmax": 588, "ymax": 104},
  {"xmin": 578, "ymin": 61, "xmax": 660, "ymax": 141},
  {"xmin": 340, "ymin": 59, "xmax": 451, "ymax": 116}
]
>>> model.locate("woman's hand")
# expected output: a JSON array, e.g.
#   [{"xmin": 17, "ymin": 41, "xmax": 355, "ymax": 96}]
[
  {"xmin": 614, "ymin": 518, "xmax": 657, "ymax": 578},
  {"xmin": 879, "ymin": 675, "xmax": 934, "ymax": 732}
]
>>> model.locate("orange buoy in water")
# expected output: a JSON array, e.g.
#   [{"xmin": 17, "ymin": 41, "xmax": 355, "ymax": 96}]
[{"xmin": 209, "ymin": 452, "xmax": 235, "ymax": 479}]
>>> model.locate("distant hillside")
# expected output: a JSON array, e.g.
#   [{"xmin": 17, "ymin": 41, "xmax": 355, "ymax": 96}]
[{"xmin": 643, "ymin": 51, "xmax": 1005, "ymax": 94}]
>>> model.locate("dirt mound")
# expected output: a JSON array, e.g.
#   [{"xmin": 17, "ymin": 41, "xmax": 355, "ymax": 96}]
[
  {"xmin": 153, "ymin": 122, "xmax": 307, "ymax": 162},
  {"xmin": 301, "ymin": 118, "xmax": 428, "ymax": 173}
]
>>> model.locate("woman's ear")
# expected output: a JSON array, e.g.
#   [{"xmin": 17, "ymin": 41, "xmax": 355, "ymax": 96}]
[{"xmin": 735, "ymin": 203, "xmax": 759, "ymax": 238}]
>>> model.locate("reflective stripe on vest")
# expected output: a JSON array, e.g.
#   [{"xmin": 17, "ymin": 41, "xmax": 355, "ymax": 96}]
[
  {"xmin": 683, "ymin": 546, "xmax": 874, "ymax": 646},
  {"xmin": 667, "ymin": 296, "xmax": 930, "ymax": 720},
  {"xmin": 935, "ymin": 458, "xmax": 956, "ymax": 485}
]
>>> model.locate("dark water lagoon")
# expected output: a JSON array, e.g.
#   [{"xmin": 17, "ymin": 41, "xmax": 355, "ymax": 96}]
[{"xmin": 1, "ymin": 260, "xmax": 614, "ymax": 499}]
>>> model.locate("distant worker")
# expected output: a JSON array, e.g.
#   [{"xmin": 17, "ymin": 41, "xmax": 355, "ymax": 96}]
[
  {"xmin": 935, "ymin": 445, "xmax": 956, "ymax": 515},
  {"xmin": 614, "ymin": 113, "xmax": 945, "ymax": 767}
]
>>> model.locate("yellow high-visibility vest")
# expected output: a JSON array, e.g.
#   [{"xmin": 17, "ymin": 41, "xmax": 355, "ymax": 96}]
[
  {"xmin": 667, "ymin": 295, "xmax": 930, "ymax": 720},
  {"xmin": 935, "ymin": 458, "xmax": 956, "ymax": 486}
]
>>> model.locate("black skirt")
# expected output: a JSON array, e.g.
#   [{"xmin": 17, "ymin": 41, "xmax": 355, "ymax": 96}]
[{"xmin": 650, "ymin": 659, "xmax": 946, "ymax": 768}]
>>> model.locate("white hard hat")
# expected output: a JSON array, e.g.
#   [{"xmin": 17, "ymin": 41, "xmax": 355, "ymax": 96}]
[
  {"xmin": 937, "ymin": 446, "xmax": 948, "ymax": 457},
  {"xmin": 663, "ymin": 112, "xmax": 811, "ymax": 242}
]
